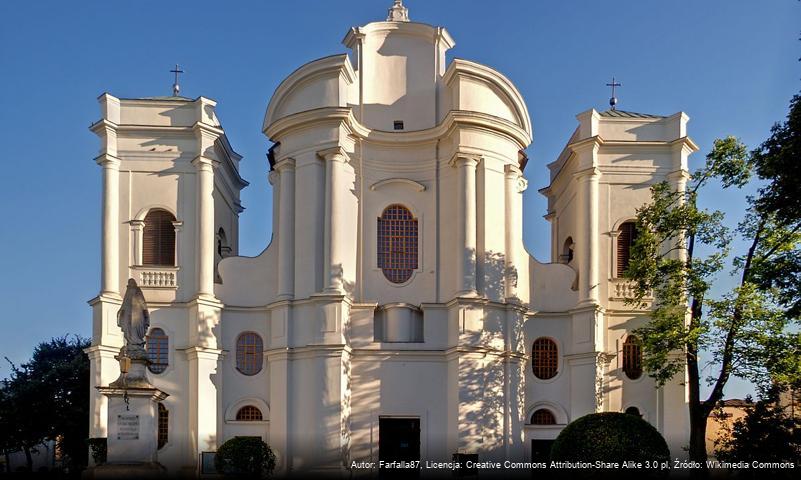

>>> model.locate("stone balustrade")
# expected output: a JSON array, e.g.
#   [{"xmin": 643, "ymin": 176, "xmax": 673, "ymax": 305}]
[{"xmin": 132, "ymin": 266, "xmax": 179, "ymax": 288}]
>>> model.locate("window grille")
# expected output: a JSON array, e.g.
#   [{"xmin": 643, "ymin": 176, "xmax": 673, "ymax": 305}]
[
  {"xmin": 531, "ymin": 409, "xmax": 556, "ymax": 425},
  {"xmin": 532, "ymin": 338, "xmax": 558, "ymax": 380},
  {"xmin": 236, "ymin": 332, "xmax": 263, "ymax": 376},
  {"xmin": 236, "ymin": 405, "xmax": 263, "ymax": 421},
  {"xmin": 377, "ymin": 205, "xmax": 418, "ymax": 284},
  {"xmin": 146, "ymin": 328, "xmax": 169, "ymax": 374},
  {"xmin": 158, "ymin": 403, "xmax": 168, "ymax": 449}
]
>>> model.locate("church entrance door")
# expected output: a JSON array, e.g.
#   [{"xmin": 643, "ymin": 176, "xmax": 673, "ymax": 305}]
[{"xmin": 379, "ymin": 417, "xmax": 420, "ymax": 477}]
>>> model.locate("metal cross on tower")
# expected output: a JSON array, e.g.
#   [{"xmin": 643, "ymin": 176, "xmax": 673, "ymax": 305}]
[
  {"xmin": 170, "ymin": 64, "xmax": 184, "ymax": 97},
  {"xmin": 606, "ymin": 77, "xmax": 622, "ymax": 110}
]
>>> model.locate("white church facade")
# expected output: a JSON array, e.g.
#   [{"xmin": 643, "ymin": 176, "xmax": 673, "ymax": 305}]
[{"xmin": 85, "ymin": 1, "xmax": 694, "ymax": 475}]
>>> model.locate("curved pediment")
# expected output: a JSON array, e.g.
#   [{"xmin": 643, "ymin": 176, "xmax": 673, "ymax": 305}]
[
  {"xmin": 370, "ymin": 178, "xmax": 426, "ymax": 192},
  {"xmin": 263, "ymin": 54, "xmax": 356, "ymax": 133},
  {"xmin": 442, "ymin": 59, "xmax": 533, "ymax": 142}
]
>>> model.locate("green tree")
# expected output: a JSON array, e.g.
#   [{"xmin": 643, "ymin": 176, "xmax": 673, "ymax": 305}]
[
  {"xmin": 625, "ymin": 92, "xmax": 801, "ymax": 472},
  {"xmin": 714, "ymin": 387, "xmax": 801, "ymax": 478},
  {"xmin": 1, "ymin": 336, "xmax": 90, "ymax": 473}
]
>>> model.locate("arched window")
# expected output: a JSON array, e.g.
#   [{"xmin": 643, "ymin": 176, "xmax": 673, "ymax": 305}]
[
  {"xmin": 532, "ymin": 338, "xmax": 558, "ymax": 380},
  {"xmin": 215, "ymin": 228, "xmax": 230, "ymax": 284},
  {"xmin": 377, "ymin": 204, "xmax": 418, "ymax": 284},
  {"xmin": 616, "ymin": 221, "xmax": 638, "ymax": 277},
  {"xmin": 236, "ymin": 332, "xmax": 263, "ymax": 376},
  {"xmin": 158, "ymin": 403, "xmax": 168, "ymax": 449},
  {"xmin": 217, "ymin": 228, "xmax": 231, "ymax": 258},
  {"xmin": 143, "ymin": 209, "xmax": 176, "ymax": 266},
  {"xmin": 622, "ymin": 335, "xmax": 643, "ymax": 380},
  {"xmin": 531, "ymin": 409, "xmax": 556, "ymax": 425},
  {"xmin": 561, "ymin": 237, "xmax": 574, "ymax": 264},
  {"xmin": 146, "ymin": 328, "xmax": 169, "ymax": 374},
  {"xmin": 236, "ymin": 405, "xmax": 264, "ymax": 421},
  {"xmin": 625, "ymin": 406, "xmax": 642, "ymax": 417}
]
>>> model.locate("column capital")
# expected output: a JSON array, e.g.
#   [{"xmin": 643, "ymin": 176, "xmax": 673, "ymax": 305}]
[
  {"xmin": 171, "ymin": 220, "xmax": 184, "ymax": 232},
  {"xmin": 83, "ymin": 344, "xmax": 121, "ymax": 361},
  {"xmin": 129, "ymin": 219, "xmax": 145, "ymax": 229},
  {"xmin": 505, "ymin": 162, "xmax": 528, "ymax": 193},
  {"xmin": 448, "ymin": 152, "xmax": 481, "ymax": 168},
  {"xmin": 504, "ymin": 163, "xmax": 523, "ymax": 178},
  {"xmin": 274, "ymin": 157, "xmax": 296, "ymax": 172},
  {"xmin": 573, "ymin": 166, "xmax": 601, "ymax": 181},
  {"xmin": 268, "ymin": 170, "xmax": 279, "ymax": 186},
  {"xmin": 182, "ymin": 346, "xmax": 224, "ymax": 362},
  {"xmin": 667, "ymin": 169, "xmax": 691, "ymax": 181},
  {"xmin": 191, "ymin": 155, "xmax": 219, "ymax": 170},
  {"xmin": 317, "ymin": 146, "xmax": 349, "ymax": 163},
  {"xmin": 95, "ymin": 153, "xmax": 121, "ymax": 168}
]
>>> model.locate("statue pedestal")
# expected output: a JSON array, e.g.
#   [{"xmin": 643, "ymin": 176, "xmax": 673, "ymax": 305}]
[
  {"xmin": 100, "ymin": 386, "xmax": 167, "ymax": 464},
  {"xmin": 92, "ymin": 357, "xmax": 168, "ymax": 478}
]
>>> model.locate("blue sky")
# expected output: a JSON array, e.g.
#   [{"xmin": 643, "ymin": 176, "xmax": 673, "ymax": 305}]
[{"xmin": 0, "ymin": 1, "xmax": 798, "ymax": 399}]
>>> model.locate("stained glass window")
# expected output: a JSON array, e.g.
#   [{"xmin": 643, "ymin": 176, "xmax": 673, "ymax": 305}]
[
  {"xmin": 236, "ymin": 332, "xmax": 263, "ymax": 376},
  {"xmin": 377, "ymin": 205, "xmax": 418, "ymax": 284},
  {"xmin": 147, "ymin": 328, "xmax": 169, "ymax": 374}
]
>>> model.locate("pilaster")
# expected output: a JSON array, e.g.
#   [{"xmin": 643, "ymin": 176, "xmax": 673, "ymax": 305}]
[
  {"xmin": 318, "ymin": 147, "xmax": 350, "ymax": 295},
  {"xmin": 184, "ymin": 345, "xmax": 223, "ymax": 469},
  {"xmin": 97, "ymin": 154, "xmax": 121, "ymax": 297},
  {"xmin": 503, "ymin": 164, "xmax": 525, "ymax": 302},
  {"xmin": 450, "ymin": 154, "xmax": 481, "ymax": 297},
  {"xmin": 275, "ymin": 158, "xmax": 296, "ymax": 300},
  {"xmin": 191, "ymin": 155, "xmax": 218, "ymax": 299},
  {"xmin": 574, "ymin": 166, "xmax": 601, "ymax": 306},
  {"xmin": 85, "ymin": 344, "xmax": 122, "ymax": 452}
]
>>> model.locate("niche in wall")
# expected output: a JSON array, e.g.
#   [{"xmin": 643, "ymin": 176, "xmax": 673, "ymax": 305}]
[{"xmin": 374, "ymin": 303, "xmax": 423, "ymax": 343}]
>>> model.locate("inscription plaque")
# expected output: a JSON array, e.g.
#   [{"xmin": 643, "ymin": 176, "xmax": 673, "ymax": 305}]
[{"xmin": 117, "ymin": 414, "xmax": 140, "ymax": 440}]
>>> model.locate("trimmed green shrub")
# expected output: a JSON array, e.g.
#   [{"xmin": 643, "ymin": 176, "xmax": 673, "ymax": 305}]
[
  {"xmin": 550, "ymin": 412, "xmax": 670, "ymax": 478},
  {"xmin": 215, "ymin": 437, "xmax": 276, "ymax": 478}
]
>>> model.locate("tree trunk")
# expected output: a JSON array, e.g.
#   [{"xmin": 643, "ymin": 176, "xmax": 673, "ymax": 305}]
[
  {"xmin": 686, "ymin": 290, "xmax": 709, "ymax": 476},
  {"xmin": 23, "ymin": 446, "xmax": 32, "ymax": 472},
  {"xmin": 689, "ymin": 406, "xmax": 710, "ymax": 475}
]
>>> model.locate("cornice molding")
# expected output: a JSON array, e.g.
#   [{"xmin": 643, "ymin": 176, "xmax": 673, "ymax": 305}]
[
  {"xmin": 343, "ymin": 21, "xmax": 455, "ymax": 50},
  {"xmin": 265, "ymin": 107, "xmax": 530, "ymax": 151}
]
